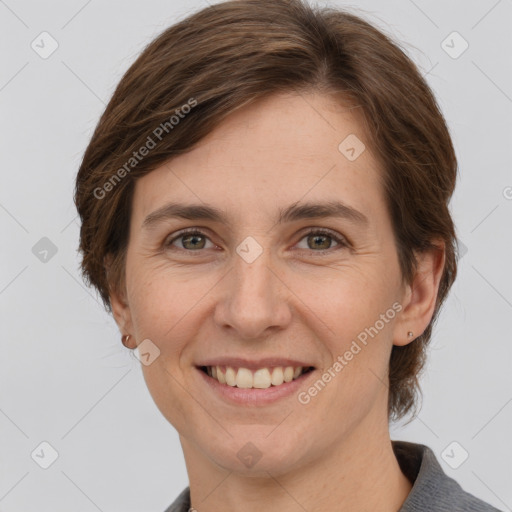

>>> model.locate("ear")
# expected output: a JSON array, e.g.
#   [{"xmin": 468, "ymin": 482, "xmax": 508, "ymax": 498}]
[
  {"xmin": 393, "ymin": 241, "xmax": 446, "ymax": 347},
  {"xmin": 104, "ymin": 253, "xmax": 137, "ymax": 350}
]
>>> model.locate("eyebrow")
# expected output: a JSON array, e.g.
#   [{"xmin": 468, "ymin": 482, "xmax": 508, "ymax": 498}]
[{"xmin": 142, "ymin": 200, "xmax": 369, "ymax": 230}]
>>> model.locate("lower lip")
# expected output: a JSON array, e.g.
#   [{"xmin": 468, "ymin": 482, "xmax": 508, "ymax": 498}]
[{"xmin": 196, "ymin": 367, "xmax": 316, "ymax": 406}]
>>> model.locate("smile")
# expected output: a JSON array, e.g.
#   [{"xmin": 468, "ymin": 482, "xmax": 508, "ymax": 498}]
[{"xmin": 199, "ymin": 365, "xmax": 315, "ymax": 389}]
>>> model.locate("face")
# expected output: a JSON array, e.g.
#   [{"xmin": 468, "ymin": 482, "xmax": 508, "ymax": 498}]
[{"xmin": 111, "ymin": 91, "xmax": 438, "ymax": 476}]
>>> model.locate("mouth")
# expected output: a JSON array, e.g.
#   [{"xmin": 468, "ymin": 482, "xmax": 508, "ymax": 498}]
[{"xmin": 197, "ymin": 365, "xmax": 315, "ymax": 389}]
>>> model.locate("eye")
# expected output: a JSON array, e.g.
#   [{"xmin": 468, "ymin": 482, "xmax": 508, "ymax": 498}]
[
  {"xmin": 165, "ymin": 229, "xmax": 215, "ymax": 251},
  {"xmin": 295, "ymin": 228, "xmax": 348, "ymax": 254},
  {"xmin": 164, "ymin": 227, "xmax": 348, "ymax": 255}
]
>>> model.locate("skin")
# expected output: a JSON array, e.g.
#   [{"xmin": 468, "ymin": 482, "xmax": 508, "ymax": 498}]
[{"xmin": 110, "ymin": 91, "xmax": 445, "ymax": 512}]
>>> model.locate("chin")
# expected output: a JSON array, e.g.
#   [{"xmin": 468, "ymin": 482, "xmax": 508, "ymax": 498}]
[{"xmin": 201, "ymin": 427, "xmax": 312, "ymax": 476}]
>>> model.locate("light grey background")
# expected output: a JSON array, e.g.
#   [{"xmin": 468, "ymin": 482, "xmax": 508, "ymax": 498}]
[{"xmin": 1, "ymin": 0, "xmax": 511, "ymax": 510}]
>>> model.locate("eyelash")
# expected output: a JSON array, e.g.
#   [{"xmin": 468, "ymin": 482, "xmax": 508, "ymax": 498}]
[{"xmin": 164, "ymin": 227, "xmax": 349, "ymax": 255}]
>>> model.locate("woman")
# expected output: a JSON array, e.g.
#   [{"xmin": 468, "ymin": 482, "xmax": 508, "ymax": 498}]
[{"xmin": 74, "ymin": 0, "xmax": 502, "ymax": 510}]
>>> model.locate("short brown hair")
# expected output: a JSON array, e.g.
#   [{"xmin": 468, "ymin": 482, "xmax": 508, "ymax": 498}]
[{"xmin": 74, "ymin": 0, "xmax": 459, "ymax": 422}]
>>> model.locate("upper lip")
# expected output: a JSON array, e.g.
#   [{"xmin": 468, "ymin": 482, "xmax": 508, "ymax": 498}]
[{"xmin": 196, "ymin": 357, "xmax": 315, "ymax": 370}]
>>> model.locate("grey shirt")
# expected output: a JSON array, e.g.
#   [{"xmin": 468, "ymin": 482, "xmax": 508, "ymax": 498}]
[{"xmin": 164, "ymin": 440, "xmax": 502, "ymax": 511}]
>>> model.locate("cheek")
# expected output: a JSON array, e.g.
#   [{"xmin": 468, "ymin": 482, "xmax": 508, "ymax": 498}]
[
  {"xmin": 128, "ymin": 260, "xmax": 180, "ymax": 326},
  {"xmin": 305, "ymin": 289, "xmax": 396, "ymax": 431},
  {"xmin": 127, "ymin": 269, "xmax": 199, "ymax": 425},
  {"xmin": 127, "ymin": 264, "xmax": 218, "ymax": 365},
  {"xmin": 127, "ymin": 266, "xmax": 182, "ymax": 351},
  {"xmin": 310, "ymin": 263, "xmax": 397, "ymax": 336},
  {"xmin": 310, "ymin": 269, "xmax": 397, "ymax": 395}
]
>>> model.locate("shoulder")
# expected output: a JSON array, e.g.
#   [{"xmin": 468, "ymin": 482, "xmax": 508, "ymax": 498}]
[
  {"xmin": 163, "ymin": 486, "xmax": 190, "ymax": 512},
  {"xmin": 393, "ymin": 440, "xmax": 503, "ymax": 512}
]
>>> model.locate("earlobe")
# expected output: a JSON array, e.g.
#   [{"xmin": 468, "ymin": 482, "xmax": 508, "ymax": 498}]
[
  {"xmin": 394, "ymin": 242, "xmax": 446, "ymax": 347},
  {"xmin": 121, "ymin": 334, "xmax": 137, "ymax": 349}
]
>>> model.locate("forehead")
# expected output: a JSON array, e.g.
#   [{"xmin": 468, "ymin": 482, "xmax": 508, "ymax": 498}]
[{"xmin": 133, "ymin": 91, "xmax": 385, "ymax": 227}]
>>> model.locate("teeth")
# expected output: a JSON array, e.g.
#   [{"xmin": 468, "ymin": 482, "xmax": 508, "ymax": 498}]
[
  {"xmin": 236, "ymin": 368, "xmax": 253, "ymax": 388},
  {"xmin": 216, "ymin": 367, "xmax": 226, "ymax": 384},
  {"xmin": 206, "ymin": 365, "xmax": 309, "ymax": 388},
  {"xmin": 283, "ymin": 367, "xmax": 294, "ymax": 382},
  {"xmin": 253, "ymin": 368, "xmax": 272, "ymax": 389},
  {"xmin": 271, "ymin": 367, "xmax": 284, "ymax": 386},
  {"xmin": 225, "ymin": 367, "xmax": 236, "ymax": 386}
]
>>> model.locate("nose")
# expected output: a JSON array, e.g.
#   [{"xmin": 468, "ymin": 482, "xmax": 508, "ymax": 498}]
[{"xmin": 213, "ymin": 248, "xmax": 292, "ymax": 341}]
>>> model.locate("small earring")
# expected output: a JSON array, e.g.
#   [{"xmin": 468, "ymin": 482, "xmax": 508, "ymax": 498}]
[
  {"xmin": 122, "ymin": 334, "xmax": 131, "ymax": 347},
  {"xmin": 407, "ymin": 331, "xmax": 414, "ymax": 338}
]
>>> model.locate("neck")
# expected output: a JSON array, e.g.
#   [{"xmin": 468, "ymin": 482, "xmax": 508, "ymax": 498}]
[{"xmin": 180, "ymin": 422, "xmax": 412, "ymax": 512}]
